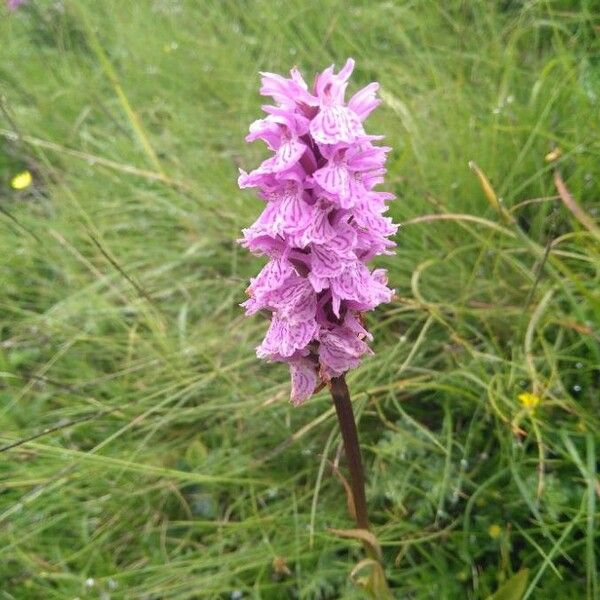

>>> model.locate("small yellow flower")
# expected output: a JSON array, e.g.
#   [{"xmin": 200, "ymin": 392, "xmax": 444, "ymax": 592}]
[
  {"xmin": 518, "ymin": 392, "xmax": 540, "ymax": 411},
  {"xmin": 11, "ymin": 170, "xmax": 32, "ymax": 190},
  {"xmin": 544, "ymin": 147, "xmax": 562, "ymax": 162},
  {"xmin": 488, "ymin": 524, "xmax": 502, "ymax": 539}
]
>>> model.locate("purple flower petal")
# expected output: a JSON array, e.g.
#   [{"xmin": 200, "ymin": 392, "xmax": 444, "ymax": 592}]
[
  {"xmin": 310, "ymin": 105, "xmax": 364, "ymax": 145},
  {"xmin": 318, "ymin": 326, "xmax": 372, "ymax": 379},
  {"xmin": 7, "ymin": 0, "xmax": 26, "ymax": 10},
  {"xmin": 348, "ymin": 82, "xmax": 381, "ymax": 121},
  {"xmin": 290, "ymin": 358, "xmax": 318, "ymax": 406}
]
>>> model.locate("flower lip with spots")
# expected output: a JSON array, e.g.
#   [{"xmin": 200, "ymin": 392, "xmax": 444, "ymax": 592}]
[{"xmin": 239, "ymin": 59, "xmax": 398, "ymax": 405}]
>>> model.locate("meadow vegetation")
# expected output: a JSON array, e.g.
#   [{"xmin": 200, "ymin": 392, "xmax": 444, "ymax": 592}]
[{"xmin": 1, "ymin": 1, "xmax": 599, "ymax": 598}]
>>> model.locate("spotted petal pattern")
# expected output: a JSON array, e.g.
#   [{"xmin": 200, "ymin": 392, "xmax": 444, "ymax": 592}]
[
  {"xmin": 239, "ymin": 59, "xmax": 398, "ymax": 405},
  {"xmin": 290, "ymin": 358, "xmax": 319, "ymax": 406},
  {"xmin": 310, "ymin": 105, "xmax": 364, "ymax": 145}
]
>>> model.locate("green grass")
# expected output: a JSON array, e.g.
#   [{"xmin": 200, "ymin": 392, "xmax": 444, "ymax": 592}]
[{"xmin": 1, "ymin": 1, "xmax": 599, "ymax": 598}]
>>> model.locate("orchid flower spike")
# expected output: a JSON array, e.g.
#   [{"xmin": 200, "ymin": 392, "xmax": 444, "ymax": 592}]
[{"xmin": 239, "ymin": 59, "xmax": 397, "ymax": 405}]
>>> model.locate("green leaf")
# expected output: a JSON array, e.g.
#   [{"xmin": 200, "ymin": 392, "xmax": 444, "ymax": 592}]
[{"xmin": 486, "ymin": 570, "xmax": 530, "ymax": 600}]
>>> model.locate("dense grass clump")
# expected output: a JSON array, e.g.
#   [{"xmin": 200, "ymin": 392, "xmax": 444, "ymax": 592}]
[{"xmin": 1, "ymin": 1, "xmax": 599, "ymax": 598}]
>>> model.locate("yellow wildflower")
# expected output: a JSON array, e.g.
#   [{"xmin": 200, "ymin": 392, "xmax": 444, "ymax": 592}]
[
  {"xmin": 488, "ymin": 524, "xmax": 502, "ymax": 539},
  {"xmin": 544, "ymin": 147, "xmax": 562, "ymax": 162},
  {"xmin": 11, "ymin": 170, "xmax": 32, "ymax": 190},
  {"xmin": 518, "ymin": 392, "xmax": 540, "ymax": 411}
]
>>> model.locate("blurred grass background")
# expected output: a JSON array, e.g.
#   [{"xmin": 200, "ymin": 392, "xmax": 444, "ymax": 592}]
[{"xmin": 1, "ymin": 1, "xmax": 599, "ymax": 598}]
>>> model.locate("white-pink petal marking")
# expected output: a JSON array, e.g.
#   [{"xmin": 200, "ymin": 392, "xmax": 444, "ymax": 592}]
[
  {"xmin": 290, "ymin": 359, "xmax": 318, "ymax": 406},
  {"xmin": 309, "ymin": 105, "xmax": 364, "ymax": 145}
]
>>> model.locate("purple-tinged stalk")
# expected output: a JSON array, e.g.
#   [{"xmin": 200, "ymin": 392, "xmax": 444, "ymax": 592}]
[
  {"xmin": 330, "ymin": 376, "xmax": 369, "ymax": 530},
  {"xmin": 238, "ymin": 59, "xmax": 397, "ymax": 593}
]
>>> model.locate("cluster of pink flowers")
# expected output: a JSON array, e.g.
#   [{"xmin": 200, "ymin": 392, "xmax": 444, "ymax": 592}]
[{"xmin": 239, "ymin": 59, "xmax": 397, "ymax": 405}]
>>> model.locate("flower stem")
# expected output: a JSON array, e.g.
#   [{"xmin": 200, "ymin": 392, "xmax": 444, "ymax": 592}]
[
  {"xmin": 330, "ymin": 376, "xmax": 393, "ymax": 597},
  {"xmin": 330, "ymin": 375, "xmax": 370, "ymax": 531}
]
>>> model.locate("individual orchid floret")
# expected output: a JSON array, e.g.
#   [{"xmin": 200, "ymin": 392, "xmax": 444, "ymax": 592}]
[
  {"xmin": 348, "ymin": 82, "xmax": 381, "ymax": 121},
  {"xmin": 259, "ymin": 68, "xmax": 317, "ymax": 112},
  {"xmin": 239, "ymin": 59, "xmax": 397, "ymax": 406}
]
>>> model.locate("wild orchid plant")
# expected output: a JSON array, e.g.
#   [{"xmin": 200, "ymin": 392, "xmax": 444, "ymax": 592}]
[{"xmin": 238, "ymin": 59, "xmax": 396, "ymax": 593}]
